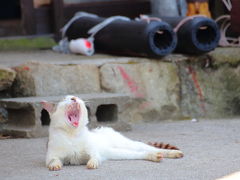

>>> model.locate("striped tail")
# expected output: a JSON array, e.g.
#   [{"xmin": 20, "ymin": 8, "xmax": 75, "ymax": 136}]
[{"xmin": 147, "ymin": 142, "xmax": 180, "ymax": 150}]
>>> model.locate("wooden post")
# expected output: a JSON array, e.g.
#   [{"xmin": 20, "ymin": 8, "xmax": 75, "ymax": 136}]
[
  {"xmin": 52, "ymin": 0, "xmax": 65, "ymax": 39},
  {"xmin": 20, "ymin": 0, "xmax": 37, "ymax": 35},
  {"xmin": 231, "ymin": 0, "xmax": 240, "ymax": 33}
]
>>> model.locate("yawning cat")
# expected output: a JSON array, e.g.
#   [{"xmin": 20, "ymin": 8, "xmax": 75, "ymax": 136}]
[{"xmin": 41, "ymin": 95, "xmax": 183, "ymax": 170}]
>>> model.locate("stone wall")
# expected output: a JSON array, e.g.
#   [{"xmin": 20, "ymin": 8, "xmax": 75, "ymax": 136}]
[{"xmin": 1, "ymin": 47, "xmax": 240, "ymax": 123}]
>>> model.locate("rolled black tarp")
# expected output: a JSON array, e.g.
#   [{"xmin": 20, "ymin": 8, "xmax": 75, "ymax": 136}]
[
  {"xmin": 157, "ymin": 16, "xmax": 220, "ymax": 54},
  {"xmin": 64, "ymin": 15, "xmax": 177, "ymax": 57}
]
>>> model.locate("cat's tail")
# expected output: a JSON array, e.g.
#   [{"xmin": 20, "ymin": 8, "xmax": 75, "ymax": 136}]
[{"xmin": 147, "ymin": 142, "xmax": 179, "ymax": 150}]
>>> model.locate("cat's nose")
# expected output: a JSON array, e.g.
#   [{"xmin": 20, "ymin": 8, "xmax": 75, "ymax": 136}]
[{"xmin": 71, "ymin": 97, "xmax": 77, "ymax": 102}]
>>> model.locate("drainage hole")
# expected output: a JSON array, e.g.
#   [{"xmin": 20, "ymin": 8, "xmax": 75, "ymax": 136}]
[
  {"xmin": 96, "ymin": 104, "xmax": 118, "ymax": 122},
  {"xmin": 41, "ymin": 109, "xmax": 50, "ymax": 126}
]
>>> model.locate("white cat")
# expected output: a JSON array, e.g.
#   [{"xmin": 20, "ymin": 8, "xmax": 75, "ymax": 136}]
[{"xmin": 41, "ymin": 95, "xmax": 183, "ymax": 171}]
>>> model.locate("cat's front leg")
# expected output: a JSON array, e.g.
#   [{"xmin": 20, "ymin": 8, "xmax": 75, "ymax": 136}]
[
  {"xmin": 86, "ymin": 150, "xmax": 102, "ymax": 169},
  {"xmin": 46, "ymin": 149, "xmax": 64, "ymax": 171},
  {"xmin": 47, "ymin": 158, "xmax": 62, "ymax": 171},
  {"xmin": 86, "ymin": 157, "xmax": 100, "ymax": 169}
]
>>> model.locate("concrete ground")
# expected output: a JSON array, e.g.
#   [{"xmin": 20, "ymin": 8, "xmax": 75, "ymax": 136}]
[
  {"xmin": 0, "ymin": 50, "xmax": 146, "ymax": 67},
  {"xmin": 0, "ymin": 119, "xmax": 240, "ymax": 180},
  {"xmin": 0, "ymin": 49, "xmax": 188, "ymax": 68}
]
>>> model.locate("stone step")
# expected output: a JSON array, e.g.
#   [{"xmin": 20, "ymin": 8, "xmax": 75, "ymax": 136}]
[
  {"xmin": 0, "ymin": 93, "xmax": 131, "ymax": 138},
  {"xmin": 10, "ymin": 58, "xmax": 182, "ymax": 123}
]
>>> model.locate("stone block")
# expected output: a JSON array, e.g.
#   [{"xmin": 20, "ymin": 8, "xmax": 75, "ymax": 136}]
[
  {"xmin": 0, "ymin": 108, "xmax": 8, "ymax": 124},
  {"xmin": 0, "ymin": 93, "xmax": 131, "ymax": 138},
  {"xmin": 100, "ymin": 62, "xmax": 181, "ymax": 122},
  {"xmin": 209, "ymin": 47, "xmax": 240, "ymax": 67},
  {"xmin": 179, "ymin": 61, "xmax": 240, "ymax": 119},
  {"xmin": 0, "ymin": 66, "xmax": 16, "ymax": 91},
  {"xmin": 11, "ymin": 62, "xmax": 100, "ymax": 97}
]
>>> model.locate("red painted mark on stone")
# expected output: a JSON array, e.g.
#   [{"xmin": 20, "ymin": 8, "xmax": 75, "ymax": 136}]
[
  {"xmin": 188, "ymin": 66, "xmax": 206, "ymax": 113},
  {"xmin": 12, "ymin": 66, "xmax": 30, "ymax": 71},
  {"xmin": 23, "ymin": 66, "xmax": 30, "ymax": 71},
  {"xmin": 117, "ymin": 66, "xmax": 144, "ymax": 98}
]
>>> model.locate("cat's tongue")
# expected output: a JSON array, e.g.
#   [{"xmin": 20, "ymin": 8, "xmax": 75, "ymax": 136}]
[{"xmin": 66, "ymin": 102, "xmax": 80, "ymax": 127}]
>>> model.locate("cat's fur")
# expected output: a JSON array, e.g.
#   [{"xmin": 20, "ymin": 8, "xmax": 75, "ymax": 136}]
[{"xmin": 42, "ymin": 95, "xmax": 183, "ymax": 170}]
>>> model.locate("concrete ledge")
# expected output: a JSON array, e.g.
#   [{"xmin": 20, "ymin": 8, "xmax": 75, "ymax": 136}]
[
  {"xmin": 12, "ymin": 62, "xmax": 101, "ymax": 97},
  {"xmin": 0, "ymin": 93, "xmax": 131, "ymax": 137}
]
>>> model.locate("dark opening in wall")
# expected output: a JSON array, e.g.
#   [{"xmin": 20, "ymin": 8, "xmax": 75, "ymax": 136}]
[
  {"xmin": 41, "ymin": 109, "xmax": 50, "ymax": 126},
  {"xmin": 0, "ymin": 0, "xmax": 21, "ymax": 20},
  {"xmin": 96, "ymin": 104, "xmax": 118, "ymax": 122}
]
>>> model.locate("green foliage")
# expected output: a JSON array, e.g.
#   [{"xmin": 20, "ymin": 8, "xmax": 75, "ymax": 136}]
[{"xmin": 0, "ymin": 37, "xmax": 56, "ymax": 51}]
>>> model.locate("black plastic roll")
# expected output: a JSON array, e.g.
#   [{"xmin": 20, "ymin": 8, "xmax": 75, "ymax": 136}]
[
  {"xmin": 158, "ymin": 16, "xmax": 220, "ymax": 54},
  {"xmin": 65, "ymin": 16, "xmax": 177, "ymax": 57}
]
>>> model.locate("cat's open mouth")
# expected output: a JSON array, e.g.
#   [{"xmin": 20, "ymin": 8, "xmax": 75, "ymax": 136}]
[{"xmin": 66, "ymin": 102, "xmax": 81, "ymax": 127}]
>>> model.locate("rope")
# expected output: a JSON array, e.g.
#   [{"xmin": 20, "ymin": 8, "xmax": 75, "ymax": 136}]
[
  {"xmin": 137, "ymin": 14, "xmax": 207, "ymax": 33},
  {"xmin": 215, "ymin": 0, "xmax": 240, "ymax": 47},
  {"xmin": 137, "ymin": 15, "xmax": 164, "ymax": 35},
  {"xmin": 61, "ymin": 12, "xmax": 130, "ymax": 39},
  {"xmin": 61, "ymin": 12, "xmax": 98, "ymax": 39},
  {"xmin": 174, "ymin": 15, "xmax": 206, "ymax": 32},
  {"xmin": 222, "ymin": 0, "xmax": 232, "ymax": 11},
  {"xmin": 137, "ymin": 14, "xmax": 162, "ymax": 23},
  {"xmin": 88, "ymin": 16, "xmax": 130, "ymax": 38}
]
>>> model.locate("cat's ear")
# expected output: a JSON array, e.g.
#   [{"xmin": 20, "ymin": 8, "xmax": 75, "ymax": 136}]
[{"xmin": 40, "ymin": 101, "xmax": 55, "ymax": 114}]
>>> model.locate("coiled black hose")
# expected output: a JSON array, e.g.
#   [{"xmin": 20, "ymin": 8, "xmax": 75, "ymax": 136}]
[
  {"xmin": 65, "ymin": 16, "xmax": 177, "ymax": 57},
  {"xmin": 159, "ymin": 16, "xmax": 220, "ymax": 54}
]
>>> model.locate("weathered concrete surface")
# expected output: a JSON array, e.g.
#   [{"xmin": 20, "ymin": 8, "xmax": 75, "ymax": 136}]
[
  {"xmin": 179, "ymin": 48, "xmax": 240, "ymax": 119},
  {"xmin": 0, "ymin": 93, "xmax": 131, "ymax": 137},
  {"xmin": 0, "ymin": 66, "xmax": 16, "ymax": 91},
  {"xmin": 209, "ymin": 47, "xmax": 240, "ymax": 67},
  {"xmin": 11, "ymin": 62, "xmax": 100, "ymax": 97},
  {"xmin": 0, "ymin": 108, "xmax": 8, "ymax": 124},
  {"xmin": 0, "ymin": 119, "xmax": 240, "ymax": 180},
  {"xmin": 0, "ymin": 50, "xmax": 150, "ymax": 67},
  {"xmin": 195, "ymin": 66, "xmax": 240, "ymax": 118},
  {"xmin": 100, "ymin": 62, "xmax": 181, "ymax": 122}
]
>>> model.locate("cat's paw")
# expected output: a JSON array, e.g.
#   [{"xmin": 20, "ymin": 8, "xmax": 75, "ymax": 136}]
[
  {"xmin": 47, "ymin": 159, "xmax": 62, "ymax": 171},
  {"xmin": 146, "ymin": 152, "xmax": 163, "ymax": 162},
  {"xmin": 87, "ymin": 158, "xmax": 99, "ymax": 169},
  {"xmin": 164, "ymin": 150, "xmax": 184, "ymax": 158}
]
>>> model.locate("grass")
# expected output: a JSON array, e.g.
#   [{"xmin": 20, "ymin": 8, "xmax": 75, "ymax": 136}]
[{"xmin": 0, "ymin": 36, "xmax": 57, "ymax": 51}]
